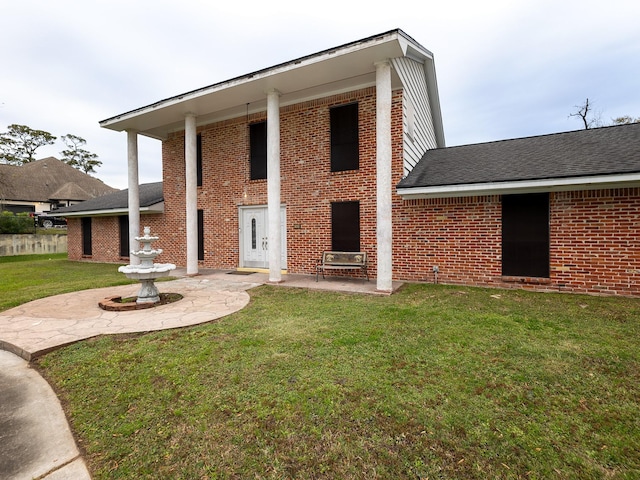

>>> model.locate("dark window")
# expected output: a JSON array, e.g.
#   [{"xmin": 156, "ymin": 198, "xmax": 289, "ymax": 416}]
[
  {"xmin": 197, "ymin": 209, "xmax": 204, "ymax": 261},
  {"xmin": 502, "ymin": 193, "xmax": 550, "ymax": 277},
  {"xmin": 197, "ymin": 134, "xmax": 203, "ymax": 187},
  {"xmin": 81, "ymin": 217, "xmax": 92, "ymax": 256},
  {"xmin": 250, "ymin": 121, "xmax": 267, "ymax": 180},
  {"xmin": 119, "ymin": 215, "xmax": 129, "ymax": 258},
  {"xmin": 4, "ymin": 205, "xmax": 34, "ymax": 214},
  {"xmin": 331, "ymin": 201, "xmax": 360, "ymax": 251},
  {"xmin": 330, "ymin": 103, "xmax": 359, "ymax": 172}
]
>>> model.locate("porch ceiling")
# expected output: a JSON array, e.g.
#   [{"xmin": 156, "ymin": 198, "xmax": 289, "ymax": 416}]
[{"xmin": 100, "ymin": 29, "xmax": 434, "ymax": 140}]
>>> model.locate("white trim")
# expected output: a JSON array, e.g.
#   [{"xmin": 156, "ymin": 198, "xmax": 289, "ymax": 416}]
[
  {"xmin": 100, "ymin": 31, "xmax": 411, "ymax": 130},
  {"xmin": 51, "ymin": 204, "xmax": 164, "ymax": 217},
  {"xmin": 397, "ymin": 174, "xmax": 640, "ymax": 199},
  {"xmin": 98, "ymin": 30, "xmax": 444, "ymax": 143}
]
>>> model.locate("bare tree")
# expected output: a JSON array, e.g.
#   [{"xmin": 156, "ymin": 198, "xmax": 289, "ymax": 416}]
[
  {"xmin": 569, "ymin": 98, "xmax": 602, "ymax": 129},
  {"xmin": 570, "ymin": 99, "xmax": 640, "ymax": 129}
]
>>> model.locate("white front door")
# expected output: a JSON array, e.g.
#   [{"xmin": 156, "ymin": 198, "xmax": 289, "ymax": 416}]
[{"xmin": 240, "ymin": 206, "xmax": 286, "ymax": 269}]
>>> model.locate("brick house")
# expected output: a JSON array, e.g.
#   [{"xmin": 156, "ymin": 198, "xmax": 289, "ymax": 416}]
[
  {"xmin": 55, "ymin": 182, "xmax": 163, "ymax": 262},
  {"xmin": 62, "ymin": 29, "xmax": 640, "ymax": 296}
]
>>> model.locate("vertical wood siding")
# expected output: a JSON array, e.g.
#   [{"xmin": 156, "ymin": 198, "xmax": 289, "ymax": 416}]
[{"xmin": 391, "ymin": 57, "xmax": 439, "ymax": 176}]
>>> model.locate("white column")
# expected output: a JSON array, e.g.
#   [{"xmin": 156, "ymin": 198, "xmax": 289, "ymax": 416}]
[
  {"xmin": 266, "ymin": 89, "xmax": 282, "ymax": 283},
  {"xmin": 185, "ymin": 113, "xmax": 198, "ymax": 275},
  {"xmin": 126, "ymin": 130, "xmax": 140, "ymax": 265},
  {"xmin": 375, "ymin": 60, "xmax": 393, "ymax": 292}
]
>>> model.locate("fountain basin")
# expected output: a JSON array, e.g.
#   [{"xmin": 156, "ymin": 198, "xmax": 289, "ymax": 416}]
[
  {"xmin": 115, "ymin": 226, "xmax": 177, "ymax": 304},
  {"xmin": 118, "ymin": 263, "xmax": 176, "ymax": 303},
  {"xmin": 118, "ymin": 263, "xmax": 176, "ymax": 278}
]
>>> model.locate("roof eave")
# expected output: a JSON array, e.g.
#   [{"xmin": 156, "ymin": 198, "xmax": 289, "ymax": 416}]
[
  {"xmin": 397, "ymin": 173, "xmax": 640, "ymax": 199},
  {"xmin": 52, "ymin": 203, "xmax": 164, "ymax": 217},
  {"xmin": 99, "ymin": 29, "xmax": 435, "ymax": 140}
]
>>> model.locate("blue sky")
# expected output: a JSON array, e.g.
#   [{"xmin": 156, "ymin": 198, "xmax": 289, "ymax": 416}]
[{"xmin": 1, "ymin": 0, "xmax": 639, "ymax": 188}]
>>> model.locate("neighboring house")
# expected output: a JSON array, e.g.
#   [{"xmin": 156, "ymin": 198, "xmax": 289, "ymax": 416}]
[
  {"xmin": 63, "ymin": 29, "xmax": 640, "ymax": 296},
  {"xmin": 0, "ymin": 157, "xmax": 116, "ymax": 214},
  {"xmin": 54, "ymin": 182, "xmax": 164, "ymax": 261}
]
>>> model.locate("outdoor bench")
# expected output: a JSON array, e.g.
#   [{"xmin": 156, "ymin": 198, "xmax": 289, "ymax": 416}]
[{"xmin": 316, "ymin": 251, "xmax": 369, "ymax": 282}]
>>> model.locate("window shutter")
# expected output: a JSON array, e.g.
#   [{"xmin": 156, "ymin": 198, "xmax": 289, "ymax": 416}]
[
  {"xmin": 330, "ymin": 103, "xmax": 359, "ymax": 172},
  {"xmin": 250, "ymin": 122, "xmax": 267, "ymax": 180},
  {"xmin": 502, "ymin": 193, "xmax": 550, "ymax": 277},
  {"xmin": 331, "ymin": 201, "xmax": 360, "ymax": 251}
]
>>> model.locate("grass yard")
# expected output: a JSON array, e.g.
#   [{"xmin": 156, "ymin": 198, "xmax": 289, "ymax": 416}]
[
  {"xmin": 32, "ymin": 280, "xmax": 640, "ymax": 479},
  {"xmin": 0, "ymin": 253, "xmax": 135, "ymax": 312}
]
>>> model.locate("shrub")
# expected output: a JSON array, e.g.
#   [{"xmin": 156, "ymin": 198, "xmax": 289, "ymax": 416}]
[{"xmin": 0, "ymin": 211, "xmax": 35, "ymax": 234}]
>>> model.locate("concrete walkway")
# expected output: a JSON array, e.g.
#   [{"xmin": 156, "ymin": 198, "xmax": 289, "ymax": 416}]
[
  {"xmin": 0, "ymin": 350, "xmax": 90, "ymax": 480},
  {"xmin": 0, "ymin": 270, "xmax": 401, "ymax": 479},
  {"xmin": 0, "ymin": 273, "xmax": 263, "ymax": 361}
]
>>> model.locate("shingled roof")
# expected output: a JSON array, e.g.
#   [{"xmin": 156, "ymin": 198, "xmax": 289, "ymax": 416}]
[
  {"xmin": 397, "ymin": 123, "xmax": 640, "ymax": 198},
  {"xmin": 0, "ymin": 157, "xmax": 116, "ymax": 202},
  {"xmin": 53, "ymin": 182, "xmax": 164, "ymax": 216}
]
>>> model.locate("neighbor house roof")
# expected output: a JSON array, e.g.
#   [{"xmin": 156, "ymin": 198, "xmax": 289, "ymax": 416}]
[
  {"xmin": 53, "ymin": 182, "xmax": 164, "ymax": 217},
  {"xmin": 0, "ymin": 157, "xmax": 116, "ymax": 202},
  {"xmin": 100, "ymin": 29, "xmax": 444, "ymax": 147},
  {"xmin": 397, "ymin": 123, "xmax": 640, "ymax": 199}
]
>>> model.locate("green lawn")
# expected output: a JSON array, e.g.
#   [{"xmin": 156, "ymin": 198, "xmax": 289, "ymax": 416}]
[
  {"xmin": 23, "ymin": 268, "xmax": 638, "ymax": 479},
  {"xmin": 0, "ymin": 253, "xmax": 134, "ymax": 311}
]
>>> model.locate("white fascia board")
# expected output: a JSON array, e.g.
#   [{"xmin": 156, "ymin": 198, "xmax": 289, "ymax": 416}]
[
  {"xmin": 100, "ymin": 31, "xmax": 407, "ymax": 134},
  {"xmin": 397, "ymin": 173, "xmax": 640, "ymax": 199},
  {"xmin": 53, "ymin": 204, "xmax": 164, "ymax": 218},
  {"xmin": 99, "ymin": 30, "xmax": 437, "ymax": 140}
]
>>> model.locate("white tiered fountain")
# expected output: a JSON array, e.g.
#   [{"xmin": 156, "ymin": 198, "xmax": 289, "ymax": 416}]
[{"xmin": 118, "ymin": 226, "xmax": 176, "ymax": 304}]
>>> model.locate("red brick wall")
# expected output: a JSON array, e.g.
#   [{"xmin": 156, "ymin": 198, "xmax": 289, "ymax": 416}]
[
  {"xmin": 66, "ymin": 215, "xmax": 167, "ymax": 264},
  {"xmin": 160, "ymin": 87, "xmax": 400, "ymax": 277},
  {"xmin": 395, "ymin": 189, "xmax": 640, "ymax": 296},
  {"xmin": 67, "ymin": 85, "xmax": 640, "ymax": 297},
  {"xmin": 550, "ymin": 188, "xmax": 640, "ymax": 296},
  {"xmin": 66, "ymin": 218, "xmax": 82, "ymax": 261},
  {"xmin": 394, "ymin": 195, "xmax": 503, "ymax": 285}
]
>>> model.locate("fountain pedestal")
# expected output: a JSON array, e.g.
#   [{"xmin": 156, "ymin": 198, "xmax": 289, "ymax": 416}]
[{"xmin": 118, "ymin": 227, "xmax": 176, "ymax": 303}]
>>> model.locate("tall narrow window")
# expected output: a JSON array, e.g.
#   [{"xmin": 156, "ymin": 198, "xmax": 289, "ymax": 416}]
[
  {"xmin": 251, "ymin": 218, "xmax": 257, "ymax": 250},
  {"xmin": 330, "ymin": 103, "xmax": 359, "ymax": 172},
  {"xmin": 197, "ymin": 209, "xmax": 204, "ymax": 261},
  {"xmin": 119, "ymin": 215, "xmax": 129, "ymax": 258},
  {"xmin": 331, "ymin": 201, "xmax": 360, "ymax": 251},
  {"xmin": 250, "ymin": 121, "xmax": 267, "ymax": 180},
  {"xmin": 196, "ymin": 133, "xmax": 203, "ymax": 187},
  {"xmin": 502, "ymin": 193, "xmax": 550, "ymax": 277},
  {"xmin": 81, "ymin": 217, "xmax": 92, "ymax": 256}
]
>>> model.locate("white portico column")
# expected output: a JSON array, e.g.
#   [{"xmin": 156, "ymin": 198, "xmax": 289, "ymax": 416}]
[
  {"xmin": 185, "ymin": 113, "xmax": 198, "ymax": 276},
  {"xmin": 375, "ymin": 60, "xmax": 393, "ymax": 292},
  {"xmin": 266, "ymin": 89, "xmax": 282, "ymax": 283},
  {"xmin": 126, "ymin": 130, "xmax": 140, "ymax": 265}
]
